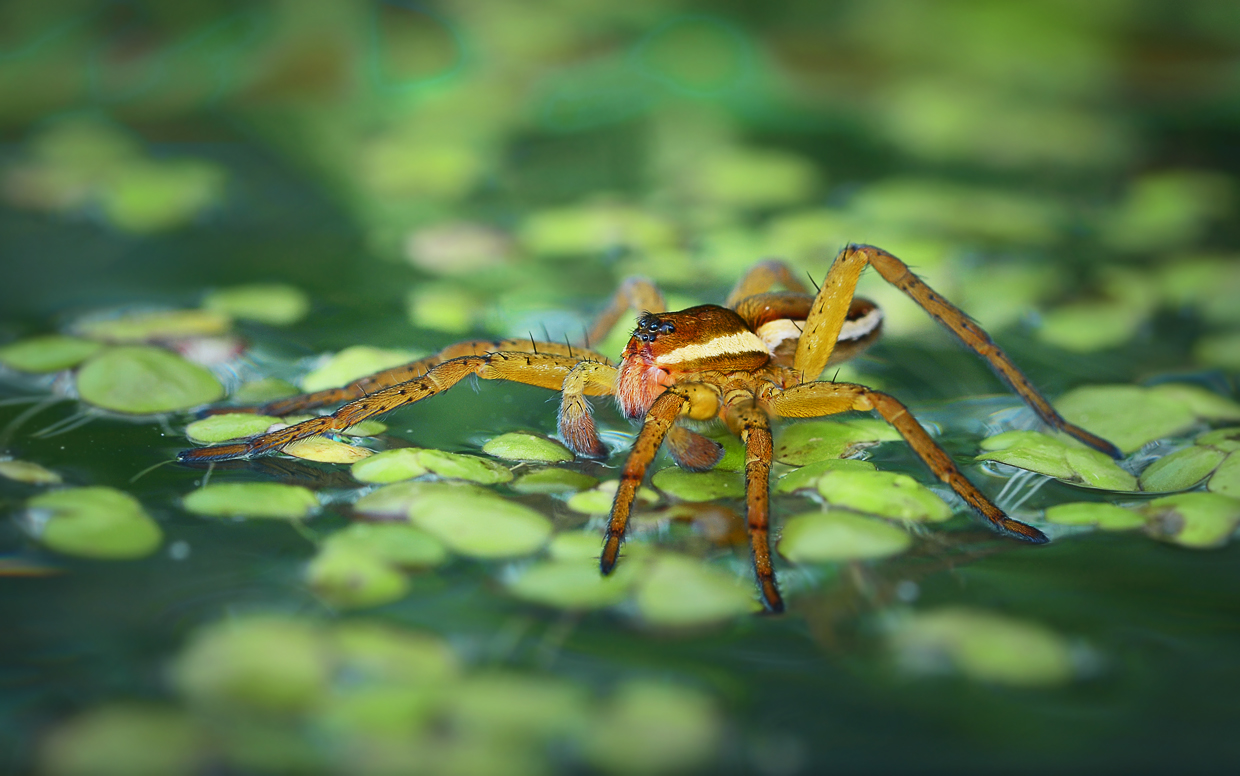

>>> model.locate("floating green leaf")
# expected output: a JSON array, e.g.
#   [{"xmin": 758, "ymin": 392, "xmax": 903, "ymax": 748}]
[
  {"xmin": 1139, "ymin": 446, "xmax": 1227, "ymax": 492},
  {"xmin": 77, "ymin": 310, "xmax": 231, "ymax": 343},
  {"xmin": 306, "ymin": 548, "xmax": 411, "ymax": 610},
  {"xmin": 416, "ymin": 449, "xmax": 513, "ymax": 484},
  {"xmin": 774, "ymin": 458, "xmax": 877, "ymax": 494},
  {"xmin": 693, "ymin": 147, "xmax": 820, "ymax": 209},
  {"xmin": 1194, "ymin": 331, "xmax": 1240, "ymax": 371},
  {"xmin": 352, "ymin": 480, "xmax": 489, "ymax": 518},
  {"xmin": 816, "ymin": 470, "xmax": 953, "ymax": 522},
  {"xmin": 651, "ymin": 467, "xmax": 744, "ymax": 501},
  {"xmin": 332, "ymin": 622, "xmax": 460, "ymax": 686},
  {"xmin": 0, "ymin": 458, "xmax": 62, "ymax": 485},
  {"xmin": 446, "ymin": 673, "xmax": 590, "ymax": 740},
  {"xmin": 510, "ymin": 467, "xmax": 598, "ymax": 495},
  {"xmin": 1149, "ymin": 383, "xmax": 1240, "ymax": 421},
  {"xmin": 481, "ymin": 432, "xmax": 573, "ymax": 463},
  {"xmin": 546, "ymin": 530, "xmax": 610, "ymax": 561},
  {"xmin": 1140, "ymin": 493, "xmax": 1240, "ymax": 548},
  {"xmin": 342, "ymin": 420, "xmax": 387, "ymax": 437},
  {"xmin": 633, "ymin": 554, "xmax": 760, "ymax": 626},
  {"xmin": 322, "ymin": 523, "xmax": 448, "ymax": 569},
  {"xmin": 779, "ymin": 511, "xmax": 913, "ymax": 562},
  {"xmin": 1044, "ymin": 502, "xmax": 1145, "ymax": 530},
  {"xmin": 581, "ymin": 680, "xmax": 721, "ymax": 775},
  {"xmin": 351, "ymin": 448, "xmax": 429, "ymax": 484},
  {"xmin": 977, "ymin": 430, "xmax": 1137, "ymax": 490},
  {"xmin": 565, "ymin": 480, "xmax": 659, "ymax": 515},
  {"xmin": 1054, "ymin": 384, "xmax": 1236, "ymax": 453},
  {"xmin": 172, "ymin": 617, "xmax": 330, "ymax": 712},
  {"xmin": 231, "ymin": 377, "xmax": 299, "ymax": 404},
  {"xmin": 774, "ymin": 419, "xmax": 902, "ymax": 466},
  {"xmin": 409, "ymin": 491, "xmax": 551, "ymax": 558},
  {"xmin": 98, "ymin": 159, "xmax": 227, "ymax": 234},
  {"xmin": 300, "ymin": 346, "xmax": 419, "ymax": 392},
  {"xmin": 185, "ymin": 413, "xmax": 279, "ymax": 443},
  {"xmin": 1209, "ymin": 453, "xmax": 1240, "ymax": 498},
  {"xmin": 183, "ymin": 483, "xmax": 317, "ymax": 520},
  {"xmin": 0, "ymin": 335, "xmax": 102, "ymax": 373},
  {"xmin": 203, "ymin": 284, "xmax": 310, "ymax": 326},
  {"xmin": 28, "ymin": 486, "xmax": 162, "ymax": 560},
  {"xmin": 76, "ymin": 346, "xmax": 224, "ymax": 414},
  {"xmin": 282, "ymin": 436, "xmax": 374, "ymax": 464},
  {"xmin": 1198, "ymin": 427, "xmax": 1240, "ymax": 452},
  {"xmin": 39, "ymin": 704, "xmax": 204, "ymax": 776},
  {"xmin": 889, "ymin": 607, "xmax": 1076, "ymax": 687},
  {"xmin": 519, "ymin": 203, "xmax": 677, "ymax": 257},
  {"xmin": 507, "ymin": 557, "xmax": 640, "ymax": 610},
  {"xmin": 1037, "ymin": 301, "xmax": 1146, "ymax": 352}
]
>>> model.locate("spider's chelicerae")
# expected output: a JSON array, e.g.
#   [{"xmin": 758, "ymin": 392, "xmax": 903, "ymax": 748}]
[{"xmin": 179, "ymin": 244, "xmax": 1120, "ymax": 612}]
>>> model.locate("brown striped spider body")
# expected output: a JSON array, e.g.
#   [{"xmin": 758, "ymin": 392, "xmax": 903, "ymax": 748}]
[{"xmin": 180, "ymin": 244, "xmax": 1119, "ymax": 612}]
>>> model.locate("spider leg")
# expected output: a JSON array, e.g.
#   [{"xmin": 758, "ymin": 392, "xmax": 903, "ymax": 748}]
[
  {"xmin": 252, "ymin": 338, "xmax": 611, "ymax": 417},
  {"xmin": 724, "ymin": 396, "xmax": 783, "ymax": 612},
  {"xmin": 601, "ymin": 383, "xmax": 720, "ymax": 574},
  {"xmin": 665, "ymin": 425, "xmax": 724, "ymax": 472},
  {"xmin": 558, "ymin": 360, "xmax": 618, "ymax": 458},
  {"xmin": 795, "ymin": 244, "xmax": 1121, "ymax": 458},
  {"xmin": 582, "ymin": 277, "xmax": 667, "ymax": 349},
  {"xmin": 762, "ymin": 381, "xmax": 1047, "ymax": 543},
  {"xmin": 725, "ymin": 259, "xmax": 811, "ymax": 306},
  {"xmin": 179, "ymin": 352, "xmax": 592, "ymax": 463}
]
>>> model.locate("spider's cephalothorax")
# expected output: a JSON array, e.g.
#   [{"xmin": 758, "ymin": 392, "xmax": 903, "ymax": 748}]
[{"xmin": 178, "ymin": 245, "xmax": 1121, "ymax": 613}]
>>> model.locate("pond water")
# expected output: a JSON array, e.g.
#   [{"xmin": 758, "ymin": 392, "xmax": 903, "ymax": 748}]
[{"xmin": 2, "ymin": 4, "xmax": 1239, "ymax": 774}]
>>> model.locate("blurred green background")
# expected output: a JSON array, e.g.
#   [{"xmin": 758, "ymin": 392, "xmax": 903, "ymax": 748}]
[{"xmin": 2, "ymin": 1, "xmax": 1240, "ymax": 774}]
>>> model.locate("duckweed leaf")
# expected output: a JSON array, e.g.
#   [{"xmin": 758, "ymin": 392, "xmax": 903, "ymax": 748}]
[
  {"xmin": 1139, "ymin": 446, "xmax": 1227, "ymax": 492},
  {"xmin": 1207, "ymin": 453, "xmax": 1240, "ymax": 499},
  {"xmin": 566, "ymin": 479, "xmax": 659, "ymax": 515},
  {"xmin": 77, "ymin": 346, "xmax": 224, "ymax": 414},
  {"xmin": 77, "ymin": 310, "xmax": 231, "ymax": 343},
  {"xmin": 519, "ymin": 203, "xmax": 677, "ymax": 257},
  {"xmin": 332, "ymin": 622, "xmax": 460, "ymax": 686},
  {"xmin": 352, "ymin": 480, "xmax": 488, "ymax": 518},
  {"xmin": 1037, "ymin": 301, "xmax": 1146, "ymax": 352},
  {"xmin": 1044, "ymin": 502, "xmax": 1145, "ymax": 530},
  {"xmin": 342, "ymin": 420, "xmax": 387, "ymax": 437},
  {"xmin": 416, "ymin": 449, "xmax": 513, "ymax": 484},
  {"xmin": 351, "ymin": 448, "xmax": 429, "ymax": 484},
  {"xmin": 481, "ymin": 432, "xmax": 573, "ymax": 463},
  {"xmin": 1194, "ymin": 331, "xmax": 1240, "ymax": 371},
  {"xmin": 0, "ymin": 458, "xmax": 62, "ymax": 484},
  {"xmin": 231, "ymin": 377, "xmax": 299, "ymax": 404},
  {"xmin": 1198, "ymin": 427, "xmax": 1240, "ymax": 452},
  {"xmin": 409, "ymin": 492, "xmax": 551, "ymax": 558},
  {"xmin": 778, "ymin": 511, "xmax": 913, "ymax": 562},
  {"xmin": 1148, "ymin": 383, "xmax": 1240, "ymax": 421},
  {"xmin": 1140, "ymin": 493, "xmax": 1240, "ymax": 548},
  {"xmin": 547, "ymin": 530, "xmax": 608, "ymax": 561},
  {"xmin": 0, "ymin": 335, "xmax": 102, "ymax": 373},
  {"xmin": 39, "ymin": 704, "xmax": 204, "ymax": 776},
  {"xmin": 183, "ymin": 483, "xmax": 317, "ymax": 520},
  {"xmin": 306, "ymin": 549, "xmax": 411, "ymax": 610},
  {"xmin": 693, "ymin": 147, "xmax": 819, "ymax": 209},
  {"xmin": 99, "ymin": 160, "xmax": 226, "ymax": 233},
  {"xmin": 581, "ymin": 680, "xmax": 721, "ymax": 775},
  {"xmin": 203, "ymin": 284, "xmax": 310, "ymax": 326},
  {"xmin": 774, "ymin": 419, "xmax": 902, "ymax": 466},
  {"xmin": 816, "ymin": 470, "xmax": 953, "ymax": 522},
  {"xmin": 28, "ymin": 486, "xmax": 162, "ymax": 560},
  {"xmin": 447, "ymin": 673, "xmax": 590, "ymax": 740},
  {"xmin": 651, "ymin": 468, "xmax": 744, "ymax": 501},
  {"xmin": 634, "ymin": 554, "xmax": 761, "ymax": 626},
  {"xmin": 185, "ymin": 413, "xmax": 280, "ymax": 443},
  {"xmin": 1055, "ymin": 384, "xmax": 1199, "ymax": 453},
  {"xmin": 889, "ymin": 608, "xmax": 1075, "ymax": 687},
  {"xmin": 300, "ymin": 346, "xmax": 419, "ymax": 392},
  {"xmin": 977, "ymin": 431, "xmax": 1137, "ymax": 490},
  {"xmin": 510, "ymin": 467, "xmax": 598, "ymax": 495},
  {"xmin": 774, "ymin": 458, "xmax": 877, "ymax": 494},
  {"xmin": 507, "ymin": 557, "xmax": 641, "ymax": 610},
  {"xmin": 322, "ymin": 523, "xmax": 448, "ymax": 569},
  {"xmin": 172, "ymin": 616, "xmax": 330, "ymax": 712},
  {"xmin": 282, "ymin": 436, "xmax": 374, "ymax": 464}
]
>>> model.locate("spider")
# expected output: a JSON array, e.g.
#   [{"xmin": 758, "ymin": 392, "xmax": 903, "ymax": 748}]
[{"xmin": 179, "ymin": 244, "xmax": 1120, "ymax": 612}]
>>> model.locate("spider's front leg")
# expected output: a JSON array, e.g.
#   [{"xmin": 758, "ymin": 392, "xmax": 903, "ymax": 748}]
[
  {"xmin": 178, "ymin": 352, "xmax": 593, "ymax": 463},
  {"xmin": 763, "ymin": 381, "xmax": 1047, "ymax": 543},
  {"xmin": 601, "ymin": 383, "xmax": 721, "ymax": 574},
  {"xmin": 796, "ymin": 244, "xmax": 1120, "ymax": 458}
]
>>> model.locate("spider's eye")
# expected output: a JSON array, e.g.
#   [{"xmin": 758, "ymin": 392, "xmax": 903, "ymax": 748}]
[{"xmin": 660, "ymin": 322, "xmax": 675, "ymax": 334}]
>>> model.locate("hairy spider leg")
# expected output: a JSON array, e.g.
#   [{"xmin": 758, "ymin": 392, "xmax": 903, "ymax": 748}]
[
  {"xmin": 724, "ymin": 393, "xmax": 783, "ymax": 612},
  {"xmin": 795, "ymin": 244, "xmax": 1122, "ymax": 459},
  {"xmin": 601, "ymin": 383, "xmax": 721, "ymax": 575},
  {"xmin": 583, "ymin": 277, "xmax": 667, "ymax": 349},
  {"xmin": 179, "ymin": 352, "xmax": 601, "ymax": 463},
  {"xmin": 725, "ymin": 258, "xmax": 811, "ymax": 307},
  {"xmin": 253, "ymin": 338, "xmax": 611, "ymax": 417},
  {"xmin": 762, "ymin": 381, "xmax": 1048, "ymax": 543}
]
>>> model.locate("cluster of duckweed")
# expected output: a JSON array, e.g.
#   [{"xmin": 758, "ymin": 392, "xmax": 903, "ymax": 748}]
[{"xmin": 38, "ymin": 616, "xmax": 725, "ymax": 776}]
